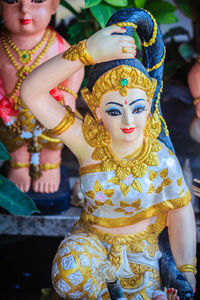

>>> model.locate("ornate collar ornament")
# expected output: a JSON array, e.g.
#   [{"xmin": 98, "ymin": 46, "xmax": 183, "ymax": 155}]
[
  {"xmin": 82, "ymin": 114, "xmax": 162, "ymax": 182},
  {"xmin": 81, "ymin": 65, "xmax": 157, "ymax": 121}
]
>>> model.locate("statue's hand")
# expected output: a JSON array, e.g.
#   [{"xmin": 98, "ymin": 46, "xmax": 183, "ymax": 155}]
[
  {"xmin": 195, "ymin": 102, "xmax": 200, "ymax": 118},
  {"xmin": 86, "ymin": 26, "xmax": 136, "ymax": 63},
  {"xmin": 182, "ymin": 272, "xmax": 196, "ymax": 290}
]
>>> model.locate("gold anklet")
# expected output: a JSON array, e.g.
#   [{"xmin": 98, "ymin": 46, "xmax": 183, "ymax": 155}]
[
  {"xmin": 63, "ymin": 40, "xmax": 95, "ymax": 66},
  {"xmin": 10, "ymin": 161, "xmax": 30, "ymax": 168},
  {"xmin": 40, "ymin": 161, "xmax": 61, "ymax": 171},
  {"xmin": 57, "ymin": 85, "xmax": 78, "ymax": 99},
  {"xmin": 51, "ymin": 106, "xmax": 75, "ymax": 136},
  {"xmin": 193, "ymin": 96, "xmax": 200, "ymax": 105}
]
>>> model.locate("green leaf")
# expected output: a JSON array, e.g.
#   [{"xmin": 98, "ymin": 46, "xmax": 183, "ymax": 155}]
[
  {"xmin": 85, "ymin": 0, "xmax": 102, "ymax": 8},
  {"xmin": 163, "ymin": 26, "xmax": 189, "ymax": 40},
  {"xmin": 178, "ymin": 43, "xmax": 194, "ymax": 62},
  {"xmin": 146, "ymin": 1, "xmax": 177, "ymax": 24},
  {"xmin": 157, "ymin": 12, "xmax": 178, "ymax": 24},
  {"xmin": 0, "ymin": 141, "xmax": 10, "ymax": 161},
  {"xmin": 0, "ymin": 175, "xmax": 39, "ymax": 215},
  {"xmin": 133, "ymin": 31, "xmax": 142, "ymax": 50},
  {"xmin": 134, "ymin": 0, "xmax": 147, "ymax": 8},
  {"xmin": 104, "ymin": 0, "xmax": 128, "ymax": 7},
  {"xmin": 90, "ymin": 3, "xmax": 116, "ymax": 28},
  {"xmin": 173, "ymin": 0, "xmax": 193, "ymax": 19}
]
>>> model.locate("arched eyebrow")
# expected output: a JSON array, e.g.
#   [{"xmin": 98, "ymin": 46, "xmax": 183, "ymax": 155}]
[
  {"xmin": 129, "ymin": 99, "xmax": 145, "ymax": 106},
  {"xmin": 106, "ymin": 102, "xmax": 123, "ymax": 107}
]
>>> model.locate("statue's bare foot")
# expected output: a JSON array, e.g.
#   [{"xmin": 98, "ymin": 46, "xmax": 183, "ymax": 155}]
[
  {"xmin": 32, "ymin": 148, "xmax": 61, "ymax": 193},
  {"xmin": 167, "ymin": 288, "xmax": 179, "ymax": 300},
  {"xmin": 8, "ymin": 145, "xmax": 31, "ymax": 192}
]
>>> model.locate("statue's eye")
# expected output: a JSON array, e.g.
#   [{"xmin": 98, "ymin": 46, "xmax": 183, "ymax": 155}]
[
  {"xmin": 3, "ymin": 0, "xmax": 18, "ymax": 4},
  {"xmin": 31, "ymin": 0, "xmax": 46, "ymax": 3}
]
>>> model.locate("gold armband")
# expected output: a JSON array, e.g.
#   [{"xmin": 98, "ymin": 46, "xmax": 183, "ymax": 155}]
[
  {"xmin": 193, "ymin": 96, "xmax": 200, "ymax": 105},
  {"xmin": 63, "ymin": 40, "xmax": 95, "ymax": 66},
  {"xmin": 57, "ymin": 85, "xmax": 78, "ymax": 99},
  {"xmin": 51, "ymin": 106, "xmax": 75, "ymax": 136},
  {"xmin": 177, "ymin": 258, "xmax": 197, "ymax": 275}
]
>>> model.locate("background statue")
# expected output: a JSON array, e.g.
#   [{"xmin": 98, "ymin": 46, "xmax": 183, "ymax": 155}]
[{"xmin": 0, "ymin": 0, "xmax": 84, "ymax": 194}]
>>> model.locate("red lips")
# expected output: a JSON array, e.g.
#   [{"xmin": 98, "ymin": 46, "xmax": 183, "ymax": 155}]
[
  {"xmin": 121, "ymin": 127, "xmax": 135, "ymax": 134},
  {"xmin": 20, "ymin": 19, "xmax": 32, "ymax": 25}
]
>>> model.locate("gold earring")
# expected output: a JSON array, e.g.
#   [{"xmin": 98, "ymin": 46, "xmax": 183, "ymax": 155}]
[{"xmin": 144, "ymin": 110, "xmax": 161, "ymax": 139}]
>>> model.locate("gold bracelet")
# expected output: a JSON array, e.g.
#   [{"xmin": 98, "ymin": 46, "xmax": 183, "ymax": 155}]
[
  {"xmin": 177, "ymin": 261, "xmax": 197, "ymax": 275},
  {"xmin": 63, "ymin": 40, "xmax": 95, "ymax": 66},
  {"xmin": 193, "ymin": 96, "xmax": 200, "ymax": 105},
  {"xmin": 57, "ymin": 85, "xmax": 78, "ymax": 99},
  {"xmin": 51, "ymin": 106, "xmax": 75, "ymax": 136}
]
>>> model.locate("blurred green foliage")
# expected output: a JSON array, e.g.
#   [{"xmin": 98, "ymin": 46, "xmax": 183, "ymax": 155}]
[{"xmin": 0, "ymin": 142, "xmax": 39, "ymax": 216}]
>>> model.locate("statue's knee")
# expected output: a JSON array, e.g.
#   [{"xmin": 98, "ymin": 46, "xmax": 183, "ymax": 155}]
[{"xmin": 52, "ymin": 235, "xmax": 105, "ymax": 299}]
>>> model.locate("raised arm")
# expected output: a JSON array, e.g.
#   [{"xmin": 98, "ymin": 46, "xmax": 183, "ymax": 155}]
[
  {"xmin": 168, "ymin": 202, "xmax": 196, "ymax": 290},
  {"xmin": 21, "ymin": 26, "xmax": 136, "ymax": 163}
]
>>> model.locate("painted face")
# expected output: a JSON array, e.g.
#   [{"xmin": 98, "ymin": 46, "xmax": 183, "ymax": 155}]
[
  {"xmin": 96, "ymin": 88, "xmax": 151, "ymax": 144},
  {"xmin": 0, "ymin": 0, "xmax": 59, "ymax": 35}
]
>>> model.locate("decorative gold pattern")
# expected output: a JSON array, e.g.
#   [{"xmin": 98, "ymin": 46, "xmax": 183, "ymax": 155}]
[
  {"xmin": 50, "ymin": 106, "xmax": 75, "ymax": 136},
  {"xmin": 85, "ymin": 180, "xmax": 114, "ymax": 209},
  {"xmin": 144, "ymin": 110, "xmax": 161, "ymax": 139},
  {"xmin": 154, "ymin": 81, "xmax": 169, "ymax": 136},
  {"xmin": 177, "ymin": 177, "xmax": 183, "ymax": 187},
  {"xmin": 142, "ymin": 10, "xmax": 158, "ymax": 47},
  {"xmin": 63, "ymin": 40, "xmax": 95, "ymax": 66},
  {"xmin": 149, "ymin": 170, "xmax": 157, "ymax": 181},
  {"xmin": 80, "ymin": 189, "xmax": 191, "ymax": 227},
  {"xmin": 81, "ymin": 66, "xmax": 157, "ymax": 120},
  {"xmin": 146, "ymin": 47, "xmax": 166, "ymax": 72},
  {"xmin": 114, "ymin": 198, "xmax": 142, "ymax": 215},
  {"xmin": 113, "ymin": 22, "xmax": 138, "ymax": 31},
  {"xmin": 82, "ymin": 114, "xmax": 162, "ymax": 182},
  {"xmin": 57, "ymin": 85, "xmax": 78, "ymax": 99},
  {"xmin": 6, "ymin": 29, "xmax": 50, "ymax": 64}
]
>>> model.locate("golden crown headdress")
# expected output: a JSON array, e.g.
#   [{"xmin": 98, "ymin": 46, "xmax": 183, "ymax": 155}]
[{"xmin": 81, "ymin": 65, "xmax": 157, "ymax": 120}]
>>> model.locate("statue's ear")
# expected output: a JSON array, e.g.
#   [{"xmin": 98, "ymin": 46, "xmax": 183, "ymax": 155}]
[
  {"xmin": 51, "ymin": 0, "xmax": 60, "ymax": 15},
  {"xmin": 95, "ymin": 107, "xmax": 102, "ymax": 121}
]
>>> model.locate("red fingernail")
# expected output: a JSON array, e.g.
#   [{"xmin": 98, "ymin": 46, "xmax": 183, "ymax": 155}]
[
  {"xmin": 173, "ymin": 290, "xmax": 176, "ymax": 295},
  {"xmin": 194, "ymin": 288, "xmax": 196, "ymax": 293},
  {"xmin": 121, "ymin": 27, "xmax": 126, "ymax": 30}
]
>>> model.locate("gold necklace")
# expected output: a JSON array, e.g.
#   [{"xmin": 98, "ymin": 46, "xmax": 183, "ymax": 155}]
[
  {"xmin": 82, "ymin": 114, "xmax": 163, "ymax": 181},
  {"xmin": 6, "ymin": 29, "xmax": 50, "ymax": 64},
  {"xmin": 1, "ymin": 30, "xmax": 56, "ymax": 107}
]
